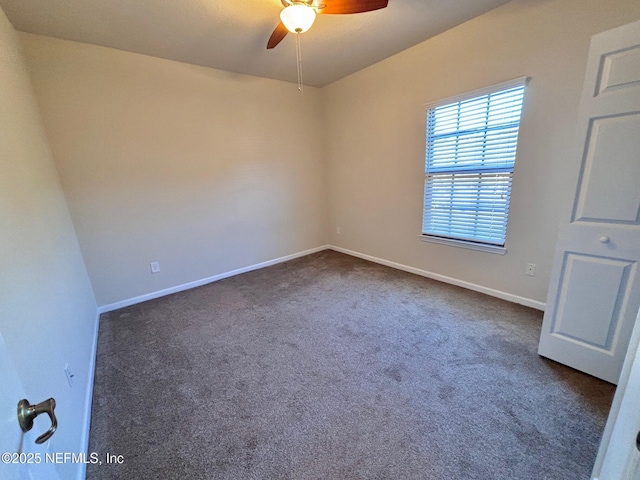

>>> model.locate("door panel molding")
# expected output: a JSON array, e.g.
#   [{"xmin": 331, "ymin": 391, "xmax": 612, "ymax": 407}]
[
  {"xmin": 596, "ymin": 44, "xmax": 640, "ymax": 96},
  {"xmin": 573, "ymin": 113, "xmax": 640, "ymax": 224},
  {"xmin": 551, "ymin": 253, "xmax": 634, "ymax": 351}
]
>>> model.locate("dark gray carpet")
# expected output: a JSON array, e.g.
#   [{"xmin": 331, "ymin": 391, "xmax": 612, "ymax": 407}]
[{"xmin": 88, "ymin": 250, "xmax": 614, "ymax": 479}]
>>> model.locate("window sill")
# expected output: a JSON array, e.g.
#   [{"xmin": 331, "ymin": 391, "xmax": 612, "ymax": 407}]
[{"xmin": 420, "ymin": 235, "xmax": 507, "ymax": 255}]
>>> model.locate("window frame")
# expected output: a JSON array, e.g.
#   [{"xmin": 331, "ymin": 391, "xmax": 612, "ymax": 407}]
[{"xmin": 420, "ymin": 77, "xmax": 530, "ymax": 255}]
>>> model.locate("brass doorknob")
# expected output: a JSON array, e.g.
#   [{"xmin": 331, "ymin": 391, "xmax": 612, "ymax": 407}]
[{"xmin": 17, "ymin": 398, "xmax": 57, "ymax": 444}]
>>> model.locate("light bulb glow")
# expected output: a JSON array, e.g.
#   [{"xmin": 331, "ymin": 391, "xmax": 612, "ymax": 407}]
[{"xmin": 280, "ymin": 4, "xmax": 316, "ymax": 33}]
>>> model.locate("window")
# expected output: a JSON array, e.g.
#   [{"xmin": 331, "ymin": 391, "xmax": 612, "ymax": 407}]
[{"xmin": 422, "ymin": 77, "xmax": 528, "ymax": 253}]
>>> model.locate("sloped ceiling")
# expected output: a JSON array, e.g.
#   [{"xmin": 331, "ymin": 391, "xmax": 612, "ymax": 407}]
[{"xmin": 0, "ymin": 0, "xmax": 512, "ymax": 87}]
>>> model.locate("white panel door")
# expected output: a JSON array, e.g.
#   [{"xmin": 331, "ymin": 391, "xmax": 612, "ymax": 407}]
[
  {"xmin": 0, "ymin": 332, "xmax": 30, "ymax": 480},
  {"xmin": 592, "ymin": 304, "xmax": 640, "ymax": 479},
  {"xmin": 0, "ymin": 333, "xmax": 61, "ymax": 480},
  {"xmin": 538, "ymin": 19, "xmax": 640, "ymax": 384}
]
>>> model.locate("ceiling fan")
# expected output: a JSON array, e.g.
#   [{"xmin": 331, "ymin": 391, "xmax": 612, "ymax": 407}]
[{"xmin": 267, "ymin": 0, "xmax": 389, "ymax": 49}]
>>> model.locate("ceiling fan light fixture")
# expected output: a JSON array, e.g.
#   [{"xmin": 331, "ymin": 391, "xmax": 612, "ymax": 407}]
[{"xmin": 280, "ymin": 4, "xmax": 316, "ymax": 33}]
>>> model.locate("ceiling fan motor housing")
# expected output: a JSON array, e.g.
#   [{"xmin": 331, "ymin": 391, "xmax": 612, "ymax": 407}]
[{"xmin": 268, "ymin": 0, "xmax": 389, "ymax": 49}]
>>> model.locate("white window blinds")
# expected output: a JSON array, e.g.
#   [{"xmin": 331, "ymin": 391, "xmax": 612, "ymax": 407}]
[{"xmin": 423, "ymin": 79, "xmax": 527, "ymax": 247}]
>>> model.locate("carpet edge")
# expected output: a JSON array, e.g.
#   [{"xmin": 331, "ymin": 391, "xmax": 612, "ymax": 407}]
[
  {"xmin": 329, "ymin": 245, "xmax": 546, "ymax": 311},
  {"xmin": 96, "ymin": 245, "xmax": 331, "ymax": 314}
]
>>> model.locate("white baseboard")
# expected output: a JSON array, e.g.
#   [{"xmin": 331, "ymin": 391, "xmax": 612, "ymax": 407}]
[
  {"xmin": 78, "ymin": 310, "xmax": 100, "ymax": 480},
  {"xmin": 97, "ymin": 245, "xmax": 330, "ymax": 314},
  {"xmin": 329, "ymin": 245, "xmax": 546, "ymax": 311},
  {"xmin": 97, "ymin": 243, "xmax": 545, "ymax": 315}
]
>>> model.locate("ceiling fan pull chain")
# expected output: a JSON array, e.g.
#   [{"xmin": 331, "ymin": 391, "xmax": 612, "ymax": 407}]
[{"xmin": 295, "ymin": 33, "xmax": 304, "ymax": 93}]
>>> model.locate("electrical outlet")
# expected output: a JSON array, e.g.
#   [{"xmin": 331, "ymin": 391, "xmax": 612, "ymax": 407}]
[
  {"xmin": 336, "ymin": 227, "xmax": 342, "ymax": 235},
  {"xmin": 525, "ymin": 263, "xmax": 536, "ymax": 277},
  {"xmin": 64, "ymin": 364, "xmax": 74, "ymax": 388},
  {"xmin": 150, "ymin": 262, "xmax": 160, "ymax": 273}
]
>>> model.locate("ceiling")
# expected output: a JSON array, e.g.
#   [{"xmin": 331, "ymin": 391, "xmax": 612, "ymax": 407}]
[{"xmin": 0, "ymin": 0, "xmax": 512, "ymax": 87}]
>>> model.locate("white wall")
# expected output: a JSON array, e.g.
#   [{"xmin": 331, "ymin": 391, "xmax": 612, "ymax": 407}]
[
  {"xmin": 324, "ymin": 0, "xmax": 640, "ymax": 307},
  {"xmin": 20, "ymin": 35, "xmax": 329, "ymax": 308},
  {"xmin": 0, "ymin": 6, "xmax": 97, "ymax": 480}
]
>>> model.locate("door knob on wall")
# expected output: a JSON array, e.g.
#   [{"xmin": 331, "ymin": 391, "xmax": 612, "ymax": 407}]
[
  {"xmin": 17, "ymin": 398, "xmax": 57, "ymax": 444},
  {"xmin": 599, "ymin": 235, "xmax": 610, "ymax": 244}
]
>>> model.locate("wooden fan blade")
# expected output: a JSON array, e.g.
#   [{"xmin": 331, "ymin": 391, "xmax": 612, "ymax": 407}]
[
  {"xmin": 321, "ymin": 0, "xmax": 388, "ymax": 15},
  {"xmin": 267, "ymin": 22, "xmax": 289, "ymax": 49}
]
